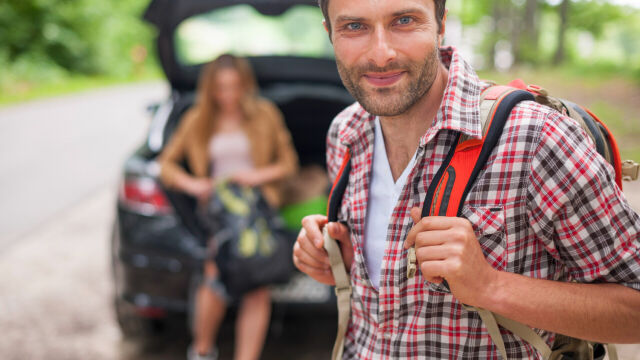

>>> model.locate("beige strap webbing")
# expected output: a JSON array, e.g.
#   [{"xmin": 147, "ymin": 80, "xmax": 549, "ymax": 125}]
[
  {"xmin": 466, "ymin": 305, "xmax": 552, "ymax": 360},
  {"xmin": 473, "ymin": 307, "xmax": 509, "ymax": 359},
  {"xmin": 606, "ymin": 343, "xmax": 619, "ymax": 360},
  {"xmin": 323, "ymin": 226, "xmax": 352, "ymax": 360},
  {"xmin": 622, "ymin": 160, "xmax": 639, "ymax": 181}
]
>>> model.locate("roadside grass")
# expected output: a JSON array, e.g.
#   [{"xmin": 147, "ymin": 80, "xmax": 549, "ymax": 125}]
[
  {"xmin": 478, "ymin": 68, "xmax": 640, "ymax": 162},
  {"xmin": 0, "ymin": 68, "xmax": 163, "ymax": 107}
]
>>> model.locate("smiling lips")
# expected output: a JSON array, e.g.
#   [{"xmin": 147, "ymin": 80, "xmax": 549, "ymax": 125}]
[{"xmin": 363, "ymin": 71, "xmax": 406, "ymax": 87}]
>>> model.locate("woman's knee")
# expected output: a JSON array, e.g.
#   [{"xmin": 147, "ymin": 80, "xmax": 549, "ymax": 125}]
[
  {"xmin": 243, "ymin": 287, "xmax": 270, "ymax": 304},
  {"xmin": 203, "ymin": 260, "xmax": 219, "ymax": 278}
]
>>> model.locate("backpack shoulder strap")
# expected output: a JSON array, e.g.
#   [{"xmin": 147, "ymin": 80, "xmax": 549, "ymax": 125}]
[
  {"xmin": 421, "ymin": 86, "xmax": 534, "ymax": 219},
  {"xmin": 324, "ymin": 148, "xmax": 353, "ymax": 360}
]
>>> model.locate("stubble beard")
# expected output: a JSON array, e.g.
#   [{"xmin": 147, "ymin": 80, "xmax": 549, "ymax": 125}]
[{"xmin": 336, "ymin": 47, "xmax": 441, "ymax": 117}]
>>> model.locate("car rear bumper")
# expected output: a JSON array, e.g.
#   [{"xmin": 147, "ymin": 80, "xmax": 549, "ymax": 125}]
[{"xmin": 113, "ymin": 205, "xmax": 337, "ymax": 316}]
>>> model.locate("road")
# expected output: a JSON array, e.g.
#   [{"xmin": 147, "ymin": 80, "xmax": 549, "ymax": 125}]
[
  {"xmin": 0, "ymin": 83, "xmax": 638, "ymax": 359},
  {"xmin": 0, "ymin": 82, "xmax": 165, "ymax": 246}
]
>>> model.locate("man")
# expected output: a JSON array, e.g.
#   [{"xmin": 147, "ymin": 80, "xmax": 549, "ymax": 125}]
[{"xmin": 292, "ymin": 0, "xmax": 640, "ymax": 358}]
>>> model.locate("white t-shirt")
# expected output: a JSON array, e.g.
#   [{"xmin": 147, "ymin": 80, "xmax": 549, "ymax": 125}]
[{"xmin": 364, "ymin": 118, "xmax": 418, "ymax": 289}]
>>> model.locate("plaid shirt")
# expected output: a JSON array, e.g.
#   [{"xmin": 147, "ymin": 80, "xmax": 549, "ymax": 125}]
[{"xmin": 326, "ymin": 47, "xmax": 640, "ymax": 359}]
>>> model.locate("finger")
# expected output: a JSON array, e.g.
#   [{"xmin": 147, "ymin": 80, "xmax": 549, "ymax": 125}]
[
  {"xmin": 413, "ymin": 230, "xmax": 449, "ymax": 248},
  {"xmin": 292, "ymin": 252, "xmax": 330, "ymax": 274},
  {"xmin": 293, "ymin": 255, "xmax": 334, "ymax": 284},
  {"xmin": 301, "ymin": 215, "xmax": 328, "ymax": 249},
  {"xmin": 420, "ymin": 260, "xmax": 447, "ymax": 282},
  {"xmin": 410, "ymin": 207, "xmax": 422, "ymax": 224},
  {"xmin": 405, "ymin": 216, "xmax": 460, "ymax": 249},
  {"xmin": 415, "ymin": 244, "xmax": 451, "ymax": 262},
  {"xmin": 297, "ymin": 230, "xmax": 330, "ymax": 266},
  {"xmin": 405, "ymin": 208, "xmax": 420, "ymax": 249},
  {"xmin": 293, "ymin": 241, "xmax": 330, "ymax": 270},
  {"xmin": 328, "ymin": 222, "xmax": 350, "ymax": 244}
]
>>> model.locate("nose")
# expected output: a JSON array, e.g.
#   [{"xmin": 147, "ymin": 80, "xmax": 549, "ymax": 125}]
[{"xmin": 368, "ymin": 26, "xmax": 396, "ymax": 68}]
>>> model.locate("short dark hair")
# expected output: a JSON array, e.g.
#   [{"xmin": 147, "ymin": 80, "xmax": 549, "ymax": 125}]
[{"xmin": 318, "ymin": 0, "xmax": 447, "ymax": 37}]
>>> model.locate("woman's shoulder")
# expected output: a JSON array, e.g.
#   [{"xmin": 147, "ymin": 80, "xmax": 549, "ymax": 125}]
[
  {"xmin": 253, "ymin": 96, "xmax": 280, "ymax": 116},
  {"xmin": 248, "ymin": 97, "xmax": 285, "ymax": 128}
]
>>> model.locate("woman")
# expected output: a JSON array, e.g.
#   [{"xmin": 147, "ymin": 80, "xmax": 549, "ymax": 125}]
[{"xmin": 158, "ymin": 54, "xmax": 298, "ymax": 360}]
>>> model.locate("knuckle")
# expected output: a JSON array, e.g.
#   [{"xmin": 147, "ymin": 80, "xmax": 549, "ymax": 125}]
[
  {"xmin": 451, "ymin": 244, "xmax": 464, "ymax": 257},
  {"xmin": 462, "ymin": 220, "xmax": 474, "ymax": 233},
  {"xmin": 452, "ymin": 229, "xmax": 466, "ymax": 242},
  {"xmin": 420, "ymin": 262, "xmax": 430, "ymax": 275},
  {"xmin": 450, "ymin": 259, "xmax": 462, "ymax": 272}
]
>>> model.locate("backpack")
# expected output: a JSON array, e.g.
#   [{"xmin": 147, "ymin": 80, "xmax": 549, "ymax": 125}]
[{"xmin": 322, "ymin": 80, "xmax": 637, "ymax": 360}]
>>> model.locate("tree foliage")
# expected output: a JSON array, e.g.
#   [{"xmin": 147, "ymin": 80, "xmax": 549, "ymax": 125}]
[
  {"xmin": 0, "ymin": 0, "xmax": 155, "ymax": 82},
  {"xmin": 449, "ymin": 0, "xmax": 638, "ymax": 69}
]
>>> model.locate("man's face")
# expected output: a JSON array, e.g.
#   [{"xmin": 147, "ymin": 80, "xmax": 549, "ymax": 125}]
[{"xmin": 327, "ymin": 0, "xmax": 444, "ymax": 117}]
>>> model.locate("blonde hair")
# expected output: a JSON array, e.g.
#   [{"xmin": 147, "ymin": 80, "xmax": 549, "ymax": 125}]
[{"xmin": 190, "ymin": 54, "xmax": 260, "ymax": 140}]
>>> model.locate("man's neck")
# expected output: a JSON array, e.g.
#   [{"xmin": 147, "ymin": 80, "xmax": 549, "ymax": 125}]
[{"xmin": 379, "ymin": 63, "xmax": 449, "ymax": 181}]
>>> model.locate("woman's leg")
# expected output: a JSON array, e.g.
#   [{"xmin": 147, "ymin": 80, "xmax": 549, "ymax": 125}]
[
  {"xmin": 233, "ymin": 287, "xmax": 271, "ymax": 360},
  {"xmin": 193, "ymin": 261, "xmax": 227, "ymax": 356}
]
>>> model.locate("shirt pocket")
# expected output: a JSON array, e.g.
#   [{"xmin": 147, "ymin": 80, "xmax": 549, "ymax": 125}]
[{"xmin": 428, "ymin": 206, "xmax": 507, "ymax": 293}]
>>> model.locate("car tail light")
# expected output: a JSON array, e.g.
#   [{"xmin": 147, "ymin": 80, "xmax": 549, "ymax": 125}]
[
  {"xmin": 135, "ymin": 306, "xmax": 167, "ymax": 318},
  {"xmin": 119, "ymin": 177, "xmax": 173, "ymax": 215}
]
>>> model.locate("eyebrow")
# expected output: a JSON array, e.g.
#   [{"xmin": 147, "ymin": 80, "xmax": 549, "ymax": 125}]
[
  {"xmin": 335, "ymin": 8, "xmax": 427, "ymax": 24},
  {"xmin": 391, "ymin": 8, "xmax": 426, "ymax": 17},
  {"xmin": 335, "ymin": 15, "xmax": 367, "ymax": 24}
]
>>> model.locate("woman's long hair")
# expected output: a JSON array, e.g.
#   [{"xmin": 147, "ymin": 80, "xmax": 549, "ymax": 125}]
[{"xmin": 190, "ymin": 54, "xmax": 260, "ymax": 140}]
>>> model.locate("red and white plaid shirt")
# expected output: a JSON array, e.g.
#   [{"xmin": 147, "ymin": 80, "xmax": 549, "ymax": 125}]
[{"xmin": 326, "ymin": 47, "xmax": 640, "ymax": 359}]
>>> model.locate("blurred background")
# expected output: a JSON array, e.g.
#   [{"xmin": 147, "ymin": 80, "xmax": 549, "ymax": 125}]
[{"xmin": 0, "ymin": 0, "xmax": 639, "ymax": 359}]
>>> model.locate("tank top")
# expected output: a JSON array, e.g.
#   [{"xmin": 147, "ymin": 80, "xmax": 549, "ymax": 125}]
[{"xmin": 208, "ymin": 130, "xmax": 254, "ymax": 179}]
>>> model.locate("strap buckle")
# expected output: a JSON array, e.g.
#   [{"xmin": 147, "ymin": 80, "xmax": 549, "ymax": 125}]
[
  {"xmin": 334, "ymin": 285, "xmax": 352, "ymax": 296},
  {"xmin": 622, "ymin": 160, "xmax": 639, "ymax": 181}
]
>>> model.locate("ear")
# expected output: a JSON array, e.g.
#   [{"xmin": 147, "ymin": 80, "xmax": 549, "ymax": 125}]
[
  {"xmin": 323, "ymin": 19, "xmax": 333, "ymax": 43},
  {"xmin": 438, "ymin": 9, "xmax": 448, "ymax": 46}
]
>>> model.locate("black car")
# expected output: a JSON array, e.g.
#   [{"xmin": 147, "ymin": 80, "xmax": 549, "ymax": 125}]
[{"xmin": 111, "ymin": 0, "xmax": 353, "ymax": 342}]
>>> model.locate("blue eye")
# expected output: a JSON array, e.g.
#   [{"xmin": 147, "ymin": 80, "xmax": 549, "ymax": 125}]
[
  {"xmin": 347, "ymin": 22, "xmax": 362, "ymax": 30},
  {"xmin": 397, "ymin": 16, "xmax": 412, "ymax": 25}
]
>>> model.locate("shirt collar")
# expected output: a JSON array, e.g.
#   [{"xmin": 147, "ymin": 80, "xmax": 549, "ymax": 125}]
[
  {"xmin": 422, "ymin": 46, "xmax": 483, "ymax": 146},
  {"xmin": 339, "ymin": 47, "xmax": 483, "ymax": 148}
]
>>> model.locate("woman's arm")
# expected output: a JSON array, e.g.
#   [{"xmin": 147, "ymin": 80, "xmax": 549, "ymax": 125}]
[
  {"xmin": 265, "ymin": 102, "xmax": 299, "ymax": 180},
  {"xmin": 233, "ymin": 102, "xmax": 299, "ymax": 186},
  {"xmin": 158, "ymin": 110, "xmax": 213, "ymax": 199}
]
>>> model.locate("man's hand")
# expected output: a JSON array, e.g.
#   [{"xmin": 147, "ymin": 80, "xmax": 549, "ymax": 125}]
[
  {"xmin": 293, "ymin": 215, "xmax": 353, "ymax": 286},
  {"xmin": 404, "ymin": 207, "xmax": 499, "ymax": 306}
]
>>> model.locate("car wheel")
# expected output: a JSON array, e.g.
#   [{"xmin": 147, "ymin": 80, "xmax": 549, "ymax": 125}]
[
  {"xmin": 114, "ymin": 295, "xmax": 168, "ymax": 347},
  {"xmin": 111, "ymin": 220, "xmax": 167, "ymax": 346}
]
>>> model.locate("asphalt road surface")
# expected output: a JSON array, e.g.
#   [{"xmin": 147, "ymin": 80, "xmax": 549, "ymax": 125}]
[{"xmin": 0, "ymin": 83, "xmax": 638, "ymax": 359}]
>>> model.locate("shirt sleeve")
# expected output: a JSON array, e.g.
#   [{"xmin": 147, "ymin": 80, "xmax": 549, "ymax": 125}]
[{"xmin": 527, "ymin": 110, "xmax": 640, "ymax": 291}]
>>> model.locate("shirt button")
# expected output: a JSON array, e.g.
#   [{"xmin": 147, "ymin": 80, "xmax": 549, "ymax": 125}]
[{"xmin": 382, "ymin": 332, "xmax": 392, "ymax": 340}]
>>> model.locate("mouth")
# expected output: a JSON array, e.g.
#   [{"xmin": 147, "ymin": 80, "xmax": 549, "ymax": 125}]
[{"xmin": 362, "ymin": 71, "xmax": 406, "ymax": 87}]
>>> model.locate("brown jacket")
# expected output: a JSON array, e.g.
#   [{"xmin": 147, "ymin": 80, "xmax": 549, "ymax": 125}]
[{"xmin": 158, "ymin": 98, "xmax": 298, "ymax": 207}]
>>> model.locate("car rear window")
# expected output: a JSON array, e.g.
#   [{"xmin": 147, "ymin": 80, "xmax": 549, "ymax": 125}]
[{"xmin": 175, "ymin": 4, "xmax": 334, "ymax": 65}]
